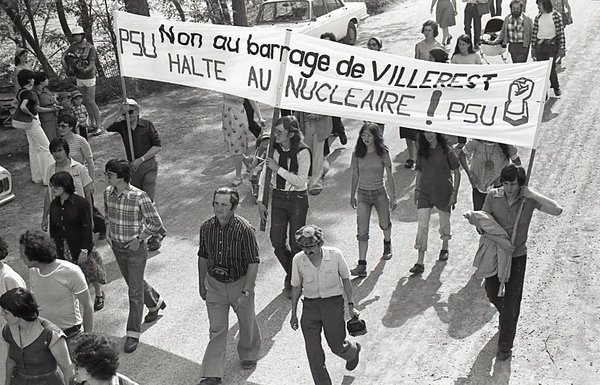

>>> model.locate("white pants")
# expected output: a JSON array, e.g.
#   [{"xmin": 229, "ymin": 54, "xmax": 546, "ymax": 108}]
[
  {"xmin": 415, "ymin": 208, "xmax": 452, "ymax": 251},
  {"xmin": 23, "ymin": 118, "xmax": 54, "ymax": 184}
]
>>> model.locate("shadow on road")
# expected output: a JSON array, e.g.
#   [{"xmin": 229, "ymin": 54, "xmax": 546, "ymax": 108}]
[
  {"xmin": 352, "ymin": 258, "xmax": 387, "ymax": 311},
  {"xmin": 542, "ymin": 97, "xmax": 559, "ymax": 123},
  {"xmin": 382, "ymin": 261, "xmax": 446, "ymax": 328},
  {"xmin": 455, "ymin": 332, "xmax": 512, "ymax": 385}
]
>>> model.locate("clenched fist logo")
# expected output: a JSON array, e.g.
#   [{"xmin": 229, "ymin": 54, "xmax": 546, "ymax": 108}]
[{"xmin": 503, "ymin": 77, "xmax": 535, "ymax": 126}]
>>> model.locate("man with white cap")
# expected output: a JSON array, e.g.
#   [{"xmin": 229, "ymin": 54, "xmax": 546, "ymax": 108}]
[
  {"xmin": 106, "ymin": 99, "xmax": 164, "ymax": 250},
  {"xmin": 290, "ymin": 224, "xmax": 361, "ymax": 385}
]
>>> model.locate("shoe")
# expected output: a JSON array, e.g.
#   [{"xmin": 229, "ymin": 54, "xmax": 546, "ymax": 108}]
[
  {"xmin": 89, "ymin": 126, "xmax": 102, "ymax": 136},
  {"xmin": 438, "ymin": 249, "xmax": 449, "ymax": 261},
  {"xmin": 346, "ymin": 343, "xmax": 361, "ymax": 371},
  {"xmin": 199, "ymin": 378, "xmax": 222, "ymax": 385},
  {"xmin": 350, "ymin": 264, "xmax": 367, "ymax": 278},
  {"xmin": 124, "ymin": 337, "xmax": 139, "ymax": 353},
  {"xmin": 241, "ymin": 360, "xmax": 257, "ymax": 370},
  {"xmin": 409, "ymin": 263, "xmax": 425, "ymax": 274},
  {"xmin": 554, "ymin": 87, "xmax": 562, "ymax": 96},
  {"xmin": 338, "ymin": 130, "xmax": 348, "ymax": 145},
  {"xmin": 496, "ymin": 349, "xmax": 512, "ymax": 361},
  {"xmin": 98, "ymin": 231, "xmax": 106, "ymax": 241},
  {"xmin": 231, "ymin": 177, "xmax": 243, "ymax": 187},
  {"xmin": 382, "ymin": 241, "xmax": 392, "ymax": 260},
  {"xmin": 144, "ymin": 301, "xmax": 166, "ymax": 323},
  {"xmin": 404, "ymin": 159, "xmax": 414, "ymax": 169},
  {"xmin": 94, "ymin": 293, "xmax": 105, "ymax": 311},
  {"xmin": 147, "ymin": 236, "xmax": 162, "ymax": 251},
  {"xmin": 446, "ymin": 35, "xmax": 453, "ymax": 45}
]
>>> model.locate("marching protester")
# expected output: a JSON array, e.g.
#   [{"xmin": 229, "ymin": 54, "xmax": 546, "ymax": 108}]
[
  {"xmin": 12, "ymin": 69, "xmax": 56, "ymax": 185},
  {"xmin": 349, "ymin": 123, "xmax": 396, "ymax": 278},
  {"xmin": 451, "ymin": 34, "xmax": 483, "ymax": 64},
  {"xmin": 19, "ymin": 229, "xmax": 94, "ymax": 340},
  {"xmin": 48, "ymin": 172, "xmax": 106, "ymax": 311},
  {"xmin": 62, "ymin": 26, "xmax": 101, "ymax": 134},
  {"xmin": 531, "ymin": 0, "xmax": 566, "ymax": 96},
  {"xmin": 431, "ymin": 0, "xmax": 457, "ymax": 46},
  {"xmin": 463, "ymin": 0, "xmax": 487, "ymax": 48},
  {"xmin": 1, "ymin": 287, "xmax": 75, "ymax": 385},
  {"xmin": 295, "ymin": 111, "xmax": 332, "ymax": 195},
  {"xmin": 491, "ymin": 0, "xmax": 533, "ymax": 63},
  {"xmin": 477, "ymin": 165, "xmax": 562, "ymax": 360},
  {"xmin": 197, "ymin": 187, "xmax": 261, "ymax": 385},
  {"xmin": 410, "ymin": 131, "xmax": 461, "ymax": 274},
  {"xmin": 290, "ymin": 225, "xmax": 361, "ymax": 385},
  {"xmin": 72, "ymin": 334, "xmax": 140, "ymax": 385},
  {"xmin": 258, "ymin": 115, "xmax": 311, "ymax": 296},
  {"xmin": 459, "ymin": 140, "xmax": 521, "ymax": 210},
  {"xmin": 106, "ymin": 99, "xmax": 164, "ymax": 250},
  {"xmin": 33, "ymin": 71, "xmax": 59, "ymax": 141},
  {"xmin": 103, "ymin": 159, "xmax": 166, "ymax": 353},
  {"xmin": 221, "ymin": 93, "xmax": 266, "ymax": 187},
  {"xmin": 488, "ymin": 0, "xmax": 502, "ymax": 16}
]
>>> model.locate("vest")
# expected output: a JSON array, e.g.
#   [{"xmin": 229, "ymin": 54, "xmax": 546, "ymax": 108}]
[{"xmin": 274, "ymin": 142, "xmax": 311, "ymax": 190}]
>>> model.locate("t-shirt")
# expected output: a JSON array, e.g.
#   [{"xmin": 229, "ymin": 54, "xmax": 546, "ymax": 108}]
[
  {"xmin": 12, "ymin": 89, "xmax": 38, "ymax": 123},
  {"xmin": 463, "ymin": 140, "xmax": 518, "ymax": 193},
  {"xmin": 65, "ymin": 134, "xmax": 93, "ymax": 166},
  {"xmin": 64, "ymin": 41, "xmax": 97, "ymax": 79},
  {"xmin": 47, "ymin": 159, "xmax": 92, "ymax": 199},
  {"xmin": 416, "ymin": 145, "xmax": 460, "ymax": 195},
  {"xmin": 0, "ymin": 263, "xmax": 26, "ymax": 296},
  {"xmin": 30, "ymin": 260, "xmax": 88, "ymax": 329},
  {"xmin": 291, "ymin": 246, "xmax": 350, "ymax": 299},
  {"xmin": 351, "ymin": 149, "xmax": 392, "ymax": 190}
]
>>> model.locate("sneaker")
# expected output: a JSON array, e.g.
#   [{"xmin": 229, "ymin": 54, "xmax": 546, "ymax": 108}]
[
  {"xmin": 554, "ymin": 87, "xmax": 562, "ymax": 97},
  {"xmin": 350, "ymin": 264, "xmax": 367, "ymax": 277},
  {"xmin": 382, "ymin": 241, "xmax": 392, "ymax": 260},
  {"xmin": 438, "ymin": 249, "xmax": 449, "ymax": 261},
  {"xmin": 409, "ymin": 263, "xmax": 425, "ymax": 274}
]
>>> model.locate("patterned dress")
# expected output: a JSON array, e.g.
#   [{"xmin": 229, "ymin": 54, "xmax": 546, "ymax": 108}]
[{"xmin": 222, "ymin": 94, "xmax": 250, "ymax": 155}]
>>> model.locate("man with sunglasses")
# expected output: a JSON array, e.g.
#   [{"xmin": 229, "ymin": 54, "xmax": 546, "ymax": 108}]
[{"xmin": 106, "ymin": 99, "xmax": 164, "ymax": 251}]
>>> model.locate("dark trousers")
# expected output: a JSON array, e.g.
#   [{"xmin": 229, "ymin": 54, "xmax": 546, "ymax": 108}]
[
  {"xmin": 130, "ymin": 158, "xmax": 158, "ymax": 202},
  {"xmin": 472, "ymin": 188, "xmax": 487, "ymax": 211},
  {"xmin": 464, "ymin": 3, "xmax": 482, "ymax": 46},
  {"xmin": 535, "ymin": 41, "xmax": 559, "ymax": 90},
  {"xmin": 508, "ymin": 43, "xmax": 530, "ymax": 63},
  {"xmin": 301, "ymin": 296, "xmax": 358, "ymax": 385},
  {"xmin": 485, "ymin": 255, "xmax": 527, "ymax": 351},
  {"xmin": 488, "ymin": 0, "xmax": 502, "ymax": 16},
  {"xmin": 270, "ymin": 190, "xmax": 308, "ymax": 282},
  {"xmin": 91, "ymin": 195, "xmax": 106, "ymax": 234}
]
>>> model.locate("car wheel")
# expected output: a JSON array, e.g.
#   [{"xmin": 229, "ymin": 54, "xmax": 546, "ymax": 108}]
[{"xmin": 344, "ymin": 22, "xmax": 357, "ymax": 45}]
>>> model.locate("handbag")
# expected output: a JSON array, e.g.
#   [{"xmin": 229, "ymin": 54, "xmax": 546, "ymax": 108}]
[
  {"xmin": 476, "ymin": 0, "xmax": 490, "ymax": 15},
  {"xmin": 560, "ymin": 0, "xmax": 573, "ymax": 26},
  {"xmin": 346, "ymin": 315, "xmax": 367, "ymax": 336}
]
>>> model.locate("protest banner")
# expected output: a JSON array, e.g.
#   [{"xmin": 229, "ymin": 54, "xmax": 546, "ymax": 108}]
[{"xmin": 113, "ymin": 11, "xmax": 551, "ymax": 148}]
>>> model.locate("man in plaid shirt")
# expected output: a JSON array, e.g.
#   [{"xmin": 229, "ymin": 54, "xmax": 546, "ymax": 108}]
[
  {"xmin": 103, "ymin": 158, "xmax": 166, "ymax": 353},
  {"xmin": 492, "ymin": 1, "xmax": 533, "ymax": 63}
]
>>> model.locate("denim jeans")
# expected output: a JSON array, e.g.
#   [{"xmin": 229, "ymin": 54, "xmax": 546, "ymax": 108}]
[
  {"xmin": 112, "ymin": 242, "xmax": 162, "ymax": 338},
  {"xmin": 356, "ymin": 187, "xmax": 391, "ymax": 241},
  {"xmin": 415, "ymin": 208, "xmax": 451, "ymax": 251},
  {"xmin": 535, "ymin": 42, "xmax": 559, "ymax": 90},
  {"xmin": 488, "ymin": 0, "xmax": 502, "ymax": 16},
  {"xmin": 301, "ymin": 296, "xmax": 358, "ymax": 385},
  {"xmin": 485, "ymin": 255, "xmax": 527, "ymax": 351},
  {"xmin": 270, "ymin": 190, "xmax": 309, "ymax": 282},
  {"xmin": 508, "ymin": 43, "xmax": 529, "ymax": 63},
  {"xmin": 464, "ymin": 3, "xmax": 482, "ymax": 46}
]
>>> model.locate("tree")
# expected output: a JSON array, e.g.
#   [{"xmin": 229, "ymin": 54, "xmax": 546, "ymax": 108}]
[
  {"xmin": 170, "ymin": 0, "xmax": 186, "ymax": 21},
  {"xmin": 124, "ymin": 0, "xmax": 150, "ymax": 16},
  {"xmin": 204, "ymin": 0, "xmax": 231, "ymax": 24},
  {"xmin": 231, "ymin": 0, "xmax": 247, "ymax": 26}
]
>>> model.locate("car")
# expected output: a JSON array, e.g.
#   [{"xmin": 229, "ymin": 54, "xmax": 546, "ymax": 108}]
[
  {"xmin": 0, "ymin": 166, "xmax": 15, "ymax": 206},
  {"xmin": 254, "ymin": 0, "xmax": 369, "ymax": 45}
]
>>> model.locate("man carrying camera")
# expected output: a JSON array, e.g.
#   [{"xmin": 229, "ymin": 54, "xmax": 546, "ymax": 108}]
[
  {"xmin": 290, "ymin": 224, "xmax": 361, "ymax": 385},
  {"xmin": 197, "ymin": 187, "xmax": 261, "ymax": 385}
]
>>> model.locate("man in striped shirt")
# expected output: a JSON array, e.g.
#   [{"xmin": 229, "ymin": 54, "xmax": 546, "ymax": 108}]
[
  {"xmin": 103, "ymin": 159, "xmax": 166, "ymax": 353},
  {"xmin": 197, "ymin": 187, "xmax": 261, "ymax": 385}
]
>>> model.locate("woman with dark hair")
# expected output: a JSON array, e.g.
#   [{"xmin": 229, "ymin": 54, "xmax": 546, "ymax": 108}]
[
  {"xmin": 12, "ymin": 69, "xmax": 55, "ymax": 185},
  {"xmin": 257, "ymin": 115, "xmax": 311, "ymax": 294},
  {"xmin": 410, "ymin": 131, "xmax": 461, "ymax": 274},
  {"xmin": 531, "ymin": 0, "xmax": 566, "ymax": 96},
  {"xmin": 430, "ymin": 0, "xmax": 457, "ymax": 46},
  {"xmin": 49, "ymin": 171, "xmax": 106, "ymax": 311},
  {"xmin": 13, "ymin": 49, "xmax": 31, "ymax": 93},
  {"xmin": 72, "ymin": 334, "xmax": 139, "ymax": 385},
  {"xmin": 33, "ymin": 72, "xmax": 59, "ymax": 140},
  {"xmin": 451, "ymin": 34, "xmax": 482, "ymax": 63},
  {"xmin": 349, "ymin": 123, "xmax": 396, "ymax": 277},
  {"xmin": 459, "ymin": 140, "xmax": 521, "ymax": 210},
  {"xmin": 0, "ymin": 287, "xmax": 74, "ymax": 385}
]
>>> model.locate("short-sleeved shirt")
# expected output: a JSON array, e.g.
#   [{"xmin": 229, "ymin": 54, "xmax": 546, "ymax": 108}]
[
  {"xmin": 65, "ymin": 134, "xmax": 93, "ymax": 166},
  {"xmin": 64, "ymin": 41, "xmax": 97, "ymax": 79},
  {"xmin": 482, "ymin": 187, "xmax": 542, "ymax": 257},
  {"xmin": 291, "ymin": 246, "xmax": 350, "ymax": 299},
  {"xmin": 416, "ymin": 145, "xmax": 460, "ymax": 211},
  {"xmin": 73, "ymin": 104, "xmax": 89, "ymax": 127},
  {"xmin": 197, "ymin": 215, "xmax": 260, "ymax": 280},
  {"xmin": 47, "ymin": 159, "xmax": 92, "ymax": 199},
  {"xmin": 30, "ymin": 260, "xmax": 88, "ymax": 329},
  {"xmin": 0, "ymin": 264, "xmax": 26, "ymax": 296},
  {"xmin": 463, "ymin": 140, "xmax": 518, "ymax": 193},
  {"xmin": 107, "ymin": 118, "xmax": 161, "ymax": 162},
  {"xmin": 12, "ymin": 88, "xmax": 38, "ymax": 123},
  {"xmin": 351, "ymin": 149, "xmax": 392, "ymax": 190}
]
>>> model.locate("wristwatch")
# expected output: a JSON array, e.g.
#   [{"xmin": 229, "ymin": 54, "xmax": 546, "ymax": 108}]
[{"xmin": 241, "ymin": 291, "xmax": 250, "ymax": 297}]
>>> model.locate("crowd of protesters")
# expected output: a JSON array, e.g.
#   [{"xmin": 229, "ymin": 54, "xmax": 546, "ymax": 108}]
[{"xmin": 0, "ymin": 0, "xmax": 573, "ymax": 384}]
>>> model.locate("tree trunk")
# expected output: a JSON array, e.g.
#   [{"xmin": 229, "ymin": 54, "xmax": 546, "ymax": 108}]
[
  {"xmin": 205, "ymin": 0, "xmax": 231, "ymax": 24},
  {"xmin": 23, "ymin": 0, "xmax": 39, "ymax": 44},
  {"xmin": 170, "ymin": 0, "xmax": 186, "ymax": 21},
  {"xmin": 231, "ymin": 0, "xmax": 248, "ymax": 26},
  {"xmin": 55, "ymin": 0, "xmax": 71, "ymax": 35},
  {"xmin": 124, "ymin": 0, "xmax": 150, "ymax": 16},
  {"xmin": 2, "ymin": 4, "xmax": 57, "ymax": 78}
]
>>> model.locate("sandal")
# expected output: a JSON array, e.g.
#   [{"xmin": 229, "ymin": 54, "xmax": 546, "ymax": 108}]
[
  {"xmin": 404, "ymin": 159, "xmax": 415, "ymax": 169},
  {"xmin": 94, "ymin": 293, "xmax": 105, "ymax": 311},
  {"xmin": 409, "ymin": 263, "xmax": 424, "ymax": 274}
]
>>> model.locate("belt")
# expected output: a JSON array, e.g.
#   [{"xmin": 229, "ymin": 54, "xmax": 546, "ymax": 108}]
[
  {"xmin": 208, "ymin": 272, "xmax": 241, "ymax": 283},
  {"xmin": 15, "ymin": 369, "xmax": 58, "ymax": 379},
  {"xmin": 303, "ymin": 295, "xmax": 343, "ymax": 302},
  {"xmin": 272, "ymin": 189, "xmax": 307, "ymax": 199},
  {"xmin": 539, "ymin": 37, "xmax": 557, "ymax": 45},
  {"xmin": 62, "ymin": 323, "xmax": 83, "ymax": 339}
]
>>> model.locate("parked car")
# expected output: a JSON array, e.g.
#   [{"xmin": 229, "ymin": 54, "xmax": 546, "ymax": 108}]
[
  {"xmin": 254, "ymin": 0, "xmax": 369, "ymax": 45},
  {"xmin": 0, "ymin": 166, "xmax": 15, "ymax": 206}
]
